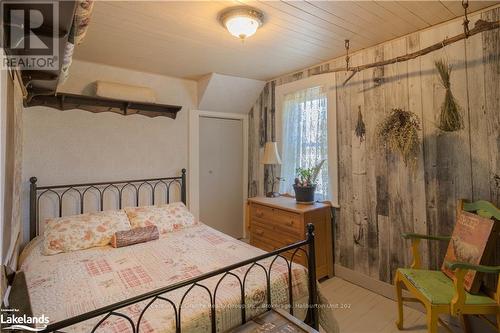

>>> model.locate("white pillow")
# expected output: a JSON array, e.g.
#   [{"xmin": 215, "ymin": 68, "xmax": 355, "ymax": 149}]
[
  {"xmin": 43, "ymin": 210, "xmax": 131, "ymax": 255},
  {"xmin": 124, "ymin": 202, "xmax": 197, "ymax": 235}
]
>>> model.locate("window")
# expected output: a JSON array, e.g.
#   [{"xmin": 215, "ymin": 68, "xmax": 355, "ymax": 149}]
[
  {"xmin": 276, "ymin": 74, "xmax": 338, "ymax": 206},
  {"xmin": 280, "ymin": 86, "xmax": 329, "ymax": 199}
]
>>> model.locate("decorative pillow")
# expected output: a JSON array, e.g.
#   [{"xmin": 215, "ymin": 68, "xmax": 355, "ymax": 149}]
[
  {"xmin": 43, "ymin": 210, "xmax": 131, "ymax": 255},
  {"xmin": 124, "ymin": 202, "xmax": 197, "ymax": 235},
  {"xmin": 111, "ymin": 225, "xmax": 159, "ymax": 248}
]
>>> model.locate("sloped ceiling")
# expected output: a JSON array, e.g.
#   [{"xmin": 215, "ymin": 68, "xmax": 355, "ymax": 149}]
[
  {"xmin": 73, "ymin": 1, "xmax": 497, "ymax": 81},
  {"xmin": 197, "ymin": 73, "xmax": 265, "ymax": 114}
]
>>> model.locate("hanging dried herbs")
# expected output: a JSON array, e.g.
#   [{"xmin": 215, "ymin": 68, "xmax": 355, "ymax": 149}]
[
  {"xmin": 435, "ymin": 59, "xmax": 464, "ymax": 132},
  {"xmin": 355, "ymin": 106, "xmax": 366, "ymax": 142},
  {"xmin": 377, "ymin": 108, "xmax": 421, "ymax": 168}
]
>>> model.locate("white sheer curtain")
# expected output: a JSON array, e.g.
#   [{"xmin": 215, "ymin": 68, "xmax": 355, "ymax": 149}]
[{"xmin": 279, "ymin": 85, "xmax": 329, "ymax": 200}]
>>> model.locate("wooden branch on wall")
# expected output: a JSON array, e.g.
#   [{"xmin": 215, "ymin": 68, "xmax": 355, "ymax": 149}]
[{"xmin": 313, "ymin": 19, "xmax": 500, "ymax": 85}]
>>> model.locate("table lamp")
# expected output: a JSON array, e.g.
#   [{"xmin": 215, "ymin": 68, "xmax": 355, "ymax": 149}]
[{"xmin": 262, "ymin": 142, "xmax": 282, "ymax": 197}]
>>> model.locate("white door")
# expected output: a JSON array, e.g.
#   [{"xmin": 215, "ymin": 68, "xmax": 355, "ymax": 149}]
[{"xmin": 199, "ymin": 116, "xmax": 243, "ymax": 238}]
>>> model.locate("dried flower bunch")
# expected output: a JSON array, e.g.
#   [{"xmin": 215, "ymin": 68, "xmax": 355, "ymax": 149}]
[
  {"xmin": 377, "ymin": 108, "xmax": 421, "ymax": 167},
  {"xmin": 435, "ymin": 59, "xmax": 464, "ymax": 132},
  {"xmin": 355, "ymin": 106, "xmax": 366, "ymax": 142}
]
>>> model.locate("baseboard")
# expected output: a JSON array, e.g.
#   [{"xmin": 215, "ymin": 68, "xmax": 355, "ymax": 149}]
[
  {"xmin": 332, "ymin": 264, "xmax": 496, "ymax": 332},
  {"xmin": 333, "ymin": 264, "xmax": 425, "ymax": 313}
]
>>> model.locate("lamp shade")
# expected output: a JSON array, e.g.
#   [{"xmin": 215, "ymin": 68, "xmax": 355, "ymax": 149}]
[{"xmin": 262, "ymin": 142, "xmax": 282, "ymax": 165}]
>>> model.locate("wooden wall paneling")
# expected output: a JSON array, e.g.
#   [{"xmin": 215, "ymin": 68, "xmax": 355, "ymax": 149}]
[
  {"xmin": 482, "ymin": 8, "xmax": 500, "ymax": 289},
  {"xmin": 248, "ymin": 83, "xmax": 271, "ymax": 198},
  {"xmin": 420, "ymin": 18, "xmax": 473, "ymax": 269},
  {"xmin": 436, "ymin": 18, "xmax": 474, "ymax": 264},
  {"xmin": 420, "ymin": 23, "xmax": 442, "ymax": 270},
  {"xmin": 467, "ymin": 10, "xmax": 499, "ymax": 203},
  {"xmin": 336, "ymin": 67, "xmax": 355, "ymax": 270},
  {"xmin": 329, "ymin": 58, "xmax": 343, "ymax": 267},
  {"xmin": 349, "ymin": 51, "xmax": 370, "ymax": 276},
  {"xmin": 362, "ymin": 45, "xmax": 384, "ymax": 280},
  {"xmin": 466, "ymin": 12, "xmax": 489, "ymax": 202},
  {"xmin": 247, "ymin": 5, "xmax": 499, "ymax": 285},
  {"xmin": 406, "ymin": 32, "xmax": 429, "ymax": 269},
  {"xmin": 248, "ymin": 99, "xmax": 257, "ymax": 197},
  {"xmin": 384, "ymin": 37, "xmax": 414, "ymax": 280},
  {"xmin": 482, "ymin": 6, "xmax": 499, "ymax": 207},
  {"xmin": 469, "ymin": 9, "xmax": 500, "ymax": 289}
]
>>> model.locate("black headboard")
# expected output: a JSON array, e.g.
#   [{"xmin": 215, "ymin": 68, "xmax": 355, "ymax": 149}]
[{"xmin": 29, "ymin": 169, "xmax": 187, "ymax": 240}]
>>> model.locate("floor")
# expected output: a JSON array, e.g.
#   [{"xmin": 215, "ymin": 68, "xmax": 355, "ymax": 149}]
[{"xmin": 319, "ymin": 277, "xmax": 456, "ymax": 333}]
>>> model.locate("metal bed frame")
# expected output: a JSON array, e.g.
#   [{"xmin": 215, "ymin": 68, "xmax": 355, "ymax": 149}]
[{"xmin": 25, "ymin": 169, "xmax": 319, "ymax": 333}]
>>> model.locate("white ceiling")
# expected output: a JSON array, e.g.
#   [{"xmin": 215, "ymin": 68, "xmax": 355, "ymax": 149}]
[{"xmin": 74, "ymin": 1, "xmax": 496, "ymax": 81}]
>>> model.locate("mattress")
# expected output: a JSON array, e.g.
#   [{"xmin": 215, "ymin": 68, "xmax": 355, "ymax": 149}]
[{"xmin": 19, "ymin": 223, "xmax": 309, "ymax": 333}]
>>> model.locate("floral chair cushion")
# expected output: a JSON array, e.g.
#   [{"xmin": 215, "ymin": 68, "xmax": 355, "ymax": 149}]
[
  {"xmin": 43, "ymin": 210, "xmax": 131, "ymax": 255},
  {"xmin": 124, "ymin": 202, "xmax": 197, "ymax": 235}
]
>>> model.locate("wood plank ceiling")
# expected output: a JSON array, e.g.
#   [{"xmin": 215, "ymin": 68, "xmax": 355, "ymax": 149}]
[{"xmin": 73, "ymin": 1, "xmax": 496, "ymax": 81}]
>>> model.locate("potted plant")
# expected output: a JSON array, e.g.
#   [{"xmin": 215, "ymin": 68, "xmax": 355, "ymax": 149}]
[{"xmin": 293, "ymin": 160, "xmax": 325, "ymax": 204}]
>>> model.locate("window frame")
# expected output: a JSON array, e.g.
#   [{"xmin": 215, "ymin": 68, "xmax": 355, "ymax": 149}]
[{"xmin": 275, "ymin": 73, "xmax": 339, "ymax": 207}]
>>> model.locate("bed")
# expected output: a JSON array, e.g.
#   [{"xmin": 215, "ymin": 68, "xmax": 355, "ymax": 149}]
[{"xmin": 10, "ymin": 169, "xmax": 321, "ymax": 333}]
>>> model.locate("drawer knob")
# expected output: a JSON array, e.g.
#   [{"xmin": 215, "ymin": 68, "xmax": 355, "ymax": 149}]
[
  {"xmin": 287, "ymin": 220, "xmax": 294, "ymax": 226},
  {"xmin": 256, "ymin": 212, "xmax": 264, "ymax": 218},
  {"xmin": 256, "ymin": 230, "xmax": 264, "ymax": 236}
]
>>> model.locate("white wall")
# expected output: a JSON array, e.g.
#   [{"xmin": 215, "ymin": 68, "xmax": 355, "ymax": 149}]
[
  {"xmin": 22, "ymin": 60, "xmax": 197, "ymax": 243},
  {"xmin": 197, "ymin": 73, "xmax": 265, "ymax": 114}
]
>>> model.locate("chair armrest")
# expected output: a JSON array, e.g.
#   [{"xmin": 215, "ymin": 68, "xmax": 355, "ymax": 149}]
[
  {"xmin": 445, "ymin": 261, "xmax": 500, "ymax": 274},
  {"xmin": 444, "ymin": 261, "xmax": 500, "ymax": 316},
  {"xmin": 401, "ymin": 233, "xmax": 450, "ymax": 269},
  {"xmin": 401, "ymin": 233, "xmax": 451, "ymax": 241}
]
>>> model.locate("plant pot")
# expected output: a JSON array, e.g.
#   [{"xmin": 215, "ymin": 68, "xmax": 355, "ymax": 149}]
[{"xmin": 293, "ymin": 184, "xmax": 316, "ymax": 204}]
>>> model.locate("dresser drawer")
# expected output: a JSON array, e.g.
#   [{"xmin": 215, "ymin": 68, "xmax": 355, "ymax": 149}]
[
  {"xmin": 251, "ymin": 204, "xmax": 274, "ymax": 222},
  {"xmin": 273, "ymin": 209, "xmax": 302, "ymax": 235},
  {"xmin": 250, "ymin": 204, "xmax": 302, "ymax": 236},
  {"xmin": 250, "ymin": 223, "xmax": 300, "ymax": 245},
  {"xmin": 250, "ymin": 224, "xmax": 306, "ymax": 266}
]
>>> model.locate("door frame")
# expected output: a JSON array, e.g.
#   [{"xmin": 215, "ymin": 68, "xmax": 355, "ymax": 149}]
[{"xmin": 188, "ymin": 110, "xmax": 248, "ymax": 238}]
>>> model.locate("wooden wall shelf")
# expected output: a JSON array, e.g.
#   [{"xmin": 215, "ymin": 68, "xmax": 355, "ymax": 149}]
[{"xmin": 25, "ymin": 93, "xmax": 182, "ymax": 119}]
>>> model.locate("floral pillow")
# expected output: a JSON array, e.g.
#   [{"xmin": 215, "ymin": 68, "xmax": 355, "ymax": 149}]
[
  {"xmin": 124, "ymin": 202, "xmax": 197, "ymax": 235},
  {"xmin": 43, "ymin": 210, "xmax": 131, "ymax": 255}
]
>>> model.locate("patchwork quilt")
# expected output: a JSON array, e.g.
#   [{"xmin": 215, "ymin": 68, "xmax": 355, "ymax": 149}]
[{"xmin": 19, "ymin": 224, "xmax": 309, "ymax": 333}]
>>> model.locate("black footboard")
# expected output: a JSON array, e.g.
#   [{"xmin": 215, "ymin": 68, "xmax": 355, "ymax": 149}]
[{"xmin": 31, "ymin": 224, "xmax": 318, "ymax": 333}]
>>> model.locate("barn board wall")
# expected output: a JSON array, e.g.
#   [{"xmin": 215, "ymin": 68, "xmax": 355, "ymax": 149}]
[{"xmin": 248, "ymin": 6, "xmax": 500, "ymax": 284}]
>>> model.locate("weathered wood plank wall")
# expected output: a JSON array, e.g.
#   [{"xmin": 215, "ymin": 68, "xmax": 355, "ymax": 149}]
[{"xmin": 248, "ymin": 7, "xmax": 499, "ymax": 284}]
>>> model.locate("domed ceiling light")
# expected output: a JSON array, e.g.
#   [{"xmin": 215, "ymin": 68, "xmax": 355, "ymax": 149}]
[{"xmin": 219, "ymin": 6, "xmax": 264, "ymax": 40}]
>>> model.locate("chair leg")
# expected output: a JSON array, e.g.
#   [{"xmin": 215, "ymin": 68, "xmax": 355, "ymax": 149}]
[
  {"xmin": 394, "ymin": 272, "xmax": 404, "ymax": 330},
  {"xmin": 460, "ymin": 314, "xmax": 471, "ymax": 333},
  {"xmin": 426, "ymin": 306, "xmax": 438, "ymax": 333}
]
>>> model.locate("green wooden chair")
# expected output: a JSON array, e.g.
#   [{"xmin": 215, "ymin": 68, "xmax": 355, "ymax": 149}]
[{"xmin": 394, "ymin": 200, "xmax": 500, "ymax": 333}]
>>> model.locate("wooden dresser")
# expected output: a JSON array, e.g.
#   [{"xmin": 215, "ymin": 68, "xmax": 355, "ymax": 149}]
[{"xmin": 248, "ymin": 196, "xmax": 334, "ymax": 279}]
